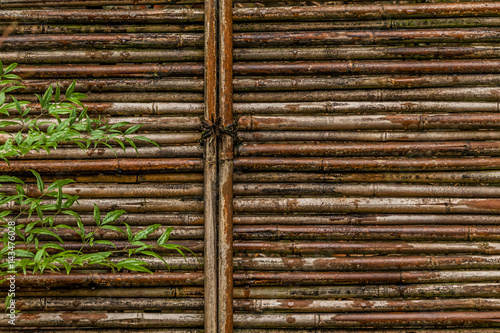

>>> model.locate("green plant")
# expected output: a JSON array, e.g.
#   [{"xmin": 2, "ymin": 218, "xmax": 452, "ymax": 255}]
[{"xmin": 0, "ymin": 63, "xmax": 192, "ymax": 308}]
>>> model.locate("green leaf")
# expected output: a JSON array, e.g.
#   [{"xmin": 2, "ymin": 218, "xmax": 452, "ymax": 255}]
[
  {"xmin": 123, "ymin": 222, "xmax": 133, "ymax": 242},
  {"xmin": 93, "ymin": 204, "xmax": 101, "ymax": 226},
  {"xmin": 157, "ymin": 227, "xmax": 174, "ymax": 245},
  {"xmin": 65, "ymin": 80, "xmax": 76, "ymax": 98},
  {"xmin": 124, "ymin": 124, "xmax": 141, "ymax": 136},
  {"xmin": 4, "ymin": 63, "xmax": 17, "ymax": 74},
  {"xmin": 101, "ymin": 209, "xmax": 125, "ymax": 225},
  {"xmin": 133, "ymin": 135, "xmax": 160, "ymax": 148},
  {"xmin": 100, "ymin": 225, "xmax": 125, "ymax": 234},
  {"xmin": 132, "ymin": 224, "xmax": 160, "ymax": 242},
  {"xmin": 54, "ymin": 83, "xmax": 60, "ymax": 102},
  {"xmin": 93, "ymin": 240, "xmax": 117, "ymax": 249},
  {"xmin": 29, "ymin": 169, "xmax": 44, "ymax": 193}
]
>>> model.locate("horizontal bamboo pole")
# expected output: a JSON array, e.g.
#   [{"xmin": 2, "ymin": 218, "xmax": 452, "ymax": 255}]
[
  {"xmin": 233, "ymin": 255, "xmax": 500, "ymax": 271},
  {"xmin": 234, "ymin": 60, "xmax": 500, "ymax": 76},
  {"xmin": 4, "ymin": 330, "xmax": 203, "ymax": 333},
  {"xmin": 234, "ymin": 330, "xmax": 500, "ymax": 333},
  {"xmin": 235, "ymin": 46, "xmax": 500, "ymax": 61},
  {"xmin": 232, "ymin": 283, "xmax": 500, "ymax": 299},
  {"xmin": 0, "ymin": 9, "xmax": 204, "ymax": 23},
  {"xmin": 19, "ymin": 173, "xmax": 204, "ymax": 184},
  {"xmin": 2, "ymin": 116, "xmax": 201, "ymax": 132},
  {"xmin": 238, "ymin": 131, "xmax": 500, "ymax": 142},
  {"xmin": 0, "ymin": 0, "xmax": 203, "ymax": 7},
  {"xmin": 16, "ymin": 286, "xmax": 204, "ymax": 297},
  {"xmin": 233, "ymin": 87, "xmax": 500, "ymax": 103},
  {"xmin": 233, "ymin": 312, "xmax": 500, "ymax": 328},
  {"xmin": 14, "ymin": 92, "xmax": 204, "ymax": 103},
  {"xmin": 233, "ymin": 17, "xmax": 500, "ymax": 32},
  {"xmin": 232, "ymin": 214, "xmax": 500, "ymax": 226},
  {"xmin": 7, "ymin": 146, "xmax": 202, "ymax": 159},
  {"xmin": 238, "ymin": 114, "xmax": 500, "ymax": 131},
  {"xmin": 0, "ymin": 23, "xmax": 204, "ymax": 34},
  {"xmin": 0, "ymin": 158, "xmax": 203, "ymax": 173},
  {"xmin": 235, "ymin": 101, "xmax": 500, "ymax": 114},
  {"xmin": 0, "ymin": 312, "xmax": 204, "ymax": 328},
  {"xmin": 234, "ymin": 157, "xmax": 500, "ymax": 172},
  {"xmin": 234, "ymin": 75, "xmax": 500, "ymax": 91},
  {"xmin": 234, "ymin": 241, "xmax": 500, "ymax": 255},
  {"xmin": 49, "ymin": 102, "xmax": 204, "ymax": 116},
  {"xmin": 1, "ymin": 33, "xmax": 203, "ymax": 50},
  {"xmin": 237, "ymin": 141, "xmax": 500, "ymax": 157},
  {"xmin": 233, "ymin": 183, "xmax": 500, "ymax": 198},
  {"xmin": 14, "ymin": 213, "xmax": 204, "ymax": 226},
  {"xmin": 2, "ymin": 183, "xmax": 203, "ymax": 198},
  {"xmin": 234, "ymin": 298, "xmax": 500, "ymax": 313},
  {"xmin": 4, "ymin": 297, "xmax": 203, "ymax": 312},
  {"xmin": 0, "ymin": 272, "xmax": 204, "ymax": 288},
  {"xmin": 234, "ymin": 197, "xmax": 500, "ymax": 215},
  {"xmin": 233, "ymin": 29, "xmax": 500, "ymax": 47},
  {"xmin": 12, "ymin": 64, "xmax": 204, "ymax": 78},
  {"xmin": 233, "ymin": 3, "xmax": 500, "ymax": 21},
  {"xmin": 20, "ymin": 78, "xmax": 204, "ymax": 92},
  {"xmin": 234, "ymin": 170, "xmax": 500, "ymax": 183},
  {"xmin": 233, "ymin": 271, "xmax": 500, "ymax": 285},
  {"xmin": 233, "ymin": 225, "xmax": 500, "ymax": 241}
]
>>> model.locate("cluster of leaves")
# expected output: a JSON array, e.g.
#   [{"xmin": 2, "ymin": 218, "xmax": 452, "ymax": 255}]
[{"xmin": 0, "ymin": 63, "xmax": 192, "ymax": 307}]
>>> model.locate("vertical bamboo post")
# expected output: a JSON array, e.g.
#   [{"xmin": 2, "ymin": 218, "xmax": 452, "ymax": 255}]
[
  {"xmin": 204, "ymin": 0, "xmax": 218, "ymax": 331},
  {"xmin": 219, "ymin": 0, "xmax": 234, "ymax": 330}
]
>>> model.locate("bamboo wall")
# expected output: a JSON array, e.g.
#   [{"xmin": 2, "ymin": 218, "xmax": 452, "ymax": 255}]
[{"xmin": 2, "ymin": 0, "xmax": 500, "ymax": 332}]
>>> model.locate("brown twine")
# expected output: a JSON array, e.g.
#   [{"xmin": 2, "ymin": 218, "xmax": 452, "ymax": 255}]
[{"xmin": 199, "ymin": 116, "xmax": 240, "ymax": 145}]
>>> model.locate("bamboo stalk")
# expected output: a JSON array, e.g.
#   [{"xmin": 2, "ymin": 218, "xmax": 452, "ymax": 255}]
[
  {"xmin": 0, "ymin": 312, "xmax": 204, "ymax": 327},
  {"xmin": 0, "ymin": 33, "xmax": 203, "ymax": 50},
  {"xmin": 12, "ymin": 64, "xmax": 204, "ymax": 78},
  {"xmin": 232, "ymin": 225, "xmax": 500, "ymax": 241},
  {"xmin": 234, "ymin": 46, "xmax": 500, "ymax": 61},
  {"xmin": 20, "ymin": 78, "xmax": 204, "ymax": 92},
  {"xmin": 233, "ymin": 171, "xmax": 500, "ymax": 183},
  {"xmin": 233, "ymin": 3, "xmax": 500, "ymax": 21},
  {"xmin": 234, "ymin": 75, "xmax": 500, "ymax": 91},
  {"xmin": 14, "ymin": 92, "xmax": 204, "ymax": 102},
  {"xmin": 233, "ymin": 60, "xmax": 500, "ymax": 76},
  {"xmin": 237, "ymin": 114, "xmax": 500, "ymax": 131},
  {"xmin": 0, "ymin": 23, "xmax": 204, "ymax": 34},
  {"xmin": 20, "ymin": 173, "xmax": 204, "ymax": 184},
  {"xmin": 238, "ymin": 131, "xmax": 500, "ymax": 142},
  {"xmin": 233, "ymin": 241, "xmax": 500, "ymax": 255},
  {"xmin": 232, "ymin": 283, "xmax": 500, "ymax": 299},
  {"xmin": 233, "ymin": 87, "xmax": 500, "ymax": 103},
  {"xmin": 233, "ymin": 183, "xmax": 500, "ymax": 198},
  {"xmin": 16, "ymin": 286, "xmax": 204, "ymax": 297},
  {"xmin": 0, "ymin": 158, "xmax": 203, "ymax": 173},
  {"xmin": 0, "ymin": 9, "xmax": 204, "ymax": 23},
  {"xmin": 233, "ymin": 29, "xmax": 500, "ymax": 47},
  {"xmin": 0, "ymin": 0, "xmax": 203, "ymax": 7},
  {"xmin": 234, "ymin": 157, "xmax": 500, "ymax": 172},
  {"xmin": 233, "ymin": 17, "xmax": 500, "ymax": 32},
  {"xmin": 232, "ymin": 214, "xmax": 500, "ymax": 226},
  {"xmin": 234, "ymin": 330, "xmax": 500, "ymax": 333},
  {"xmin": 68, "ymin": 102, "xmax": 204, "ymax": 116}
]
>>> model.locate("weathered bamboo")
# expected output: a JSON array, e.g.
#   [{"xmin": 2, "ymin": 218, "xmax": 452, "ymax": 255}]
[
  {"xmin": 234, "ymin": 171, "xmax": 500, "ymax": 183},
  {"xmin": 232, "ymin": 283, "xmax": 500, "ymax": 299},
  {"xmin": 204, "ymin": 0, "xmax": 218, "ymax": 331},
  {"xmin": 233, "ymin": 271, "xmax": 500, "ymax": 285},
  {"xmin": 0, "ymin": 0, "xmax": 203, "ymax": 7},
  {"xmin": 0, "ymin": 23, "xmax": 204, "ymax": 34},
  {"xmin": 233, "ymin": 29, "xmax": 500, "ymax": 47},
  {"xmin": 235, "ymin": 101, "xmax": 500, "ymax": 114},
  {"xmin": 219, "ymin": 0, "xmax": 234, "ymax": 331},
  {"xmin": 233, "ymin": 241, "xmax": 500, "ymax": 255},
  {"xmin": 5, "ymin": 330, "xmax": 203, "ymax": 333},
  {"xmin": 233, "ymin": 60, "xmax": 500, "ymax": 76},
  {"xmin": 232, "ymin": 214, "xmax": 500, "ymax": 225},
  {"xmin": 2, "ymin": 183, "xmax": 204, "ymax": 198},
  {"xmin": 232, "ymin": 312, "xmax": 500, "ymax": 328},
  {"xmin": 233, "ymin": 255, "xmax": 500, "ymax": 271},
  {"xmin": 238, "ymin": 131, "xmax": 500, "ymax": 142},
  {"xmin": 233, "ymin": 330, "xmax": 500, "ymax": 333},
  {"xmin": 0, "ymin": 33, "xmax": 203, "ymax": 50},
  {"xmin": 16, "ymin": 286, "xmax": 204, "ymax": 297},
  {"xmin": 12, "ymin": 64, "xmax": 204, "ymax": 78},
  {"xmin": 19, "ymin": 173, "xmax": 204, "ymax": 184},
  {"xmin": 14, "ymin": 213, "xmax": 204, "ymax": 226},
  {"xmin": 0, "ymin": 9, "xmax": 204, "ymax": 23},
  {"xmin": 1, "ymin": 272, "xmax": 204, "ymax": 288},
  {"xmin": 232, "ymin": 225, "xmax": 500, "ymax": 241},
  {"xmin": 2, "ymin": 116, "xmax": 201, "ymax": 132},
  {"xmin": 234, "ymin": 157, "xmax": 500, "ymax": 172},
  {"xmin": 233, "ymin": 87, "xmax": 500, "ymax": 103},
  {"xmin": 14, "ymin": 92, "xmax": 204, "ymax": 103},
  {"xmin": 20, "ymin": 78, "xmax": 203, "ymax": 92},
  {"xmin": 233, "ymin": 3, "xmax": 500, "ymax": 21},
  {"xmin": 3, "ymin": 297, "xmax": 203, "ymax": 311},
  {"xmin": 237, "ymin": 114, "xmax": 500, "ymax": 131},
  {"xmin": 233, "ymin": 183, "xmax": 500, "ymax": 198},
  {"xmin": 234, "ymin": 76, "xmax": 500, "ymax": 91},
  {"xmin": 0, "ymin": 312, "xmax": 204, "ymax": 327},
  {"xmin": 233, "ymin": 17, "xmax": 500, "ymax": 32},
  {"xmin": 234, "ymin": 298, "xmax": 500, "ymax": 313}
]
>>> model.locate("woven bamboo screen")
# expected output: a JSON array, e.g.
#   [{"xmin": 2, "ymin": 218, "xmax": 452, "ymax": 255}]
[{"xmin": 2, "ymin": 0, "xmax": 500, "ymax": 332}]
